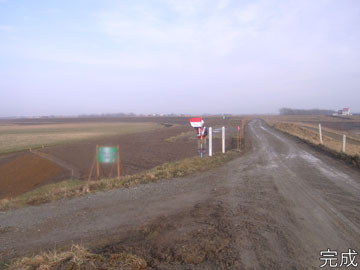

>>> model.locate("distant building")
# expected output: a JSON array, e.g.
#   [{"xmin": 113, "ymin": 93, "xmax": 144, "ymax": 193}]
[
  {"xmin": 333, "ymin": 108, "xmax": 352, "ymax": 116},
  {"xmin": 342, "ymin": 108, "xmax": 351, "ymax": 115}
]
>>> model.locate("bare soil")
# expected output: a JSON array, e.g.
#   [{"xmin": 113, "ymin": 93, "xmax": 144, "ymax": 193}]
[
  {"xmin": 0, "ymin": 154, "xmax": 66, "ymax": 200},
  {"xmin": 0, "ymin": 117, "xmax": 237, "ymax": 199},
  {"xmin": 1, "ymin": 119, "xmax": 359, "ymax": 269}
]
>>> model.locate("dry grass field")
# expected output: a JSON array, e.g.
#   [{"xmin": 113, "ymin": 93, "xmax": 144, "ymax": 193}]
[
  {"xmin": 262, "ymin": 115, "xmax": 360, "ymax": 157},
  {"xmin": 0, "ymin": 122, "xmax": 162, "ymax": 154}
]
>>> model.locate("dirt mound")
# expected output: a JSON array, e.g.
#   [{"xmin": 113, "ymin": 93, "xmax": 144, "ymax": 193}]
[{"xmin": 0, "ymin": 154, "xmax": 66, "ymax": 199}]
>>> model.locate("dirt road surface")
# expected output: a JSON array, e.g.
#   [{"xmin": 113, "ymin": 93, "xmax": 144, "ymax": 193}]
[{"xmin": 1, "ymin": 119, "xmax": 360, "ymax": 269}]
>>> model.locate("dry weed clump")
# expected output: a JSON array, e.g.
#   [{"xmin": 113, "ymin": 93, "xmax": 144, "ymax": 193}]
[
  {"xmin": 273, "ymin": 122, "xmax": 321, "ymax": 144},
  {"xmin": 7, "ymin": 244, "xmax": 147, "ymax": 270}
]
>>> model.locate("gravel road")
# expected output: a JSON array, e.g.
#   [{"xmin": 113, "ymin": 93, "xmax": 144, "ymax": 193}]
[{"xmin": 1, "ymin": 119, "xmax": 359, "ymax": 269}]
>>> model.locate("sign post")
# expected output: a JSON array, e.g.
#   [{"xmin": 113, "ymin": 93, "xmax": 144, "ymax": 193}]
[
  {"xmin": 237, "ymin": 126, "xmax": 240, "ymax": 150},
  {"xmin": 117, "ymin": 145, "xmax": 120, "ymax": 180},
  {"xmin": 190, "ymin": 117, "xmax": 208, "ymax": 158},
  {"xmin": 96, "ymin": 145, "xmax": 100, "ymax": 180},
  {"xmin": 91, "ymin": 145, "xmax": 120, "ymax": 180}
]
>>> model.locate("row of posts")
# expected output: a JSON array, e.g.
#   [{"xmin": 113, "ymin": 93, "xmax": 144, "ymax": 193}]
[{"xmin": 318, "ymin": 124, "xmax": 347, "ymax": 153}]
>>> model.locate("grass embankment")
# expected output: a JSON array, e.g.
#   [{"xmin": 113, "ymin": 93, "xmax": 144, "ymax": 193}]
[
  {"xmin": 298, "ymin": 122, "xmax": 360, "ymax": 142},
  {"xmin": 270, "ymin": 122, "xmax": 360, "ymax": 168},
  {"xmin": 0, "ymin": 150, "xmax": 240, "ymax": 211},
  {"xmin": 0, "ymin": 122, "xmax": 161, "ymax": 154},
  {"xmin": 6, "ymin": 244, "xmax": 147, "ymax": 270}
]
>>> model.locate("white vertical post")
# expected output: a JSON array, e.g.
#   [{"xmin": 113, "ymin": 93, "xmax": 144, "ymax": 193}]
[
  {"xmin": 209, "ymin": 127, "xmax": 213, "ymax": 156},
  {"xmin": 342, "ymin": 135, "xmax": 346, "ymax": 153},
  {"xmin": 319, "ymin": 124, "xmax": 323, "ymax": 145},
  {"xmin": 222, "ymin": 126, "xmax": 225, "ymax": 153}
]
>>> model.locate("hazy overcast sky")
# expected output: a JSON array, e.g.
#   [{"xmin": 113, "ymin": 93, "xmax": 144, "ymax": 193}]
[{"xmin": 1, "ymin": 0, "xmax": 359, "ymax": 116}]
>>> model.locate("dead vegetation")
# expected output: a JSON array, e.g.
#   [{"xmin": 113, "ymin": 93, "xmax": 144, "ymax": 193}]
[
  {"xmin": 4, "ymin": 199, "xmax": 238, "ymax": 270},
  {"xmin": 287, "ymin": 121, "xmax": 360, "ymax": 144},
  {"xmin": 268, "ymin": 121, "xmax": 360, "ymax": 168},
  {"xmin": 6, "ymin": 244, "xmax": 147, "ymax": 270}
]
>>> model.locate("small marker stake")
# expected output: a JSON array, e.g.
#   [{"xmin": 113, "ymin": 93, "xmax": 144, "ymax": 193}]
[
  {"xmin": 222, "ymin": 126, "xmax": 225, "ymax": 153},
  {"xmin": 319, "ymin": 124, "xmax": 323, "ymax": 145},
  {"xmin": 209, "ymin": 127, "xmax": 213, "ymax": 156}
]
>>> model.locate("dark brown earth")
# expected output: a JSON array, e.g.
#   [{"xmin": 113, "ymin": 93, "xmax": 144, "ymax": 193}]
[
  {"xmin": 0, "ymin": 154, "xmax": 66, "ymax": 199},
  {"xmin": 0, "ymin": 117, "xmax": 238, "ymax": 199},
  {"xmin": 38, "ymin": 124, "xmax": 229, "ymax": 179},
  {"xmin": 1, "ymin": 119, "xmax": 359, "ymax": 269}
]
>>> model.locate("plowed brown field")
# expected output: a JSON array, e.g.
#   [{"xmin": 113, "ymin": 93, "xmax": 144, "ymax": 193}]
[
  {"xmin": 0, "ymin": 154, "xmax": 65, "ymax": 199},
  {"xmin": 0, "ymin": 117, "xmax": 239, "ymax": 200}
]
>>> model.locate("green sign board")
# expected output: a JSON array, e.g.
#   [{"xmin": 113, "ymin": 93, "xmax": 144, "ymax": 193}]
[{"xmin": 98, "ymin": 147, "xmax": 118, "ymax": 163}]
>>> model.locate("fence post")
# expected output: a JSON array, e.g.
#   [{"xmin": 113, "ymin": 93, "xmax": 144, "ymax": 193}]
[
  {"xmin": 96, "ymin": 145, "xmax": 100, "ymax": 180},
  {"xmin": 242, "ymin": 119, "xmax": 245, "ymax": 140},
  {"xmin": 237, "ymin": 127, "xmax": 240, "ymax": 150},
  {"xmin": 342, "ymin": 135, "xmax": 346, "ymax": 153},
  {"xmin": 319, "ymin": 124, "xmax": 323, "ymax": 145},
  {"xmin": 222, "ymin": 126, "xmax": 225, "ymax": 153},
  {"xmin": 209, "ymin": 127, "xmax": 213, "ymax": 156},
  {"xmin": 117, "ymin": 145, "xmax": 121, "ymax": 180}
]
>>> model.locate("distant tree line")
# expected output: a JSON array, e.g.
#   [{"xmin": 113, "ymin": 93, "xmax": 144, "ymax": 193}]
[{"xmin": 279, "ymin": 108, "xmax": 335, "ymax": 115}]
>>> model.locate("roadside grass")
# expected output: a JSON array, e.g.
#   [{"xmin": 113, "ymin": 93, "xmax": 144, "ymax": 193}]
[
  {"xmin": 5, "ymin": 244, "xmax": 147, "ymax": 270},
  {"xmin": 294, "ymin": 122, "xmax": 360, "ymax": 142},
  {"xmin": 262, "ymin": 114, "xmax": 360, "ymax": 123},
  {"xmin": 262, "ymin": 115, "xmax": 360, "ymax": 140},
  {"xmin": 269, "ymin": 121, "xmax": 360, "ymax": 168},
  {"xmin": 0, "ymin": 122, "xmax": 161, "ymax": 154},
  {"xmin": 0, "ymin": 150, "xmax": 240, "ymax": 211}
]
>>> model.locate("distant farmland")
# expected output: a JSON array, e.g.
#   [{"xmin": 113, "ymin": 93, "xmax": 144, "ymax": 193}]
[{"xmin": 0, "ymin": 122, "xmax": 162, "ymax": 154}]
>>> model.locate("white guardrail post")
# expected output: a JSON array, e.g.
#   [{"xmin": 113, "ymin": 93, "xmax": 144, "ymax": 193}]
[
  {"xmin": 222, "ymin": 126, "xmax": 225, "ymax": 153},
  {"xmin": 209, "ymin": 127, "xmax": 213, "ymax": 156},
  {"xmin": 319, "ymin": 123, "xmax": 323, "ymax": 145}
]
